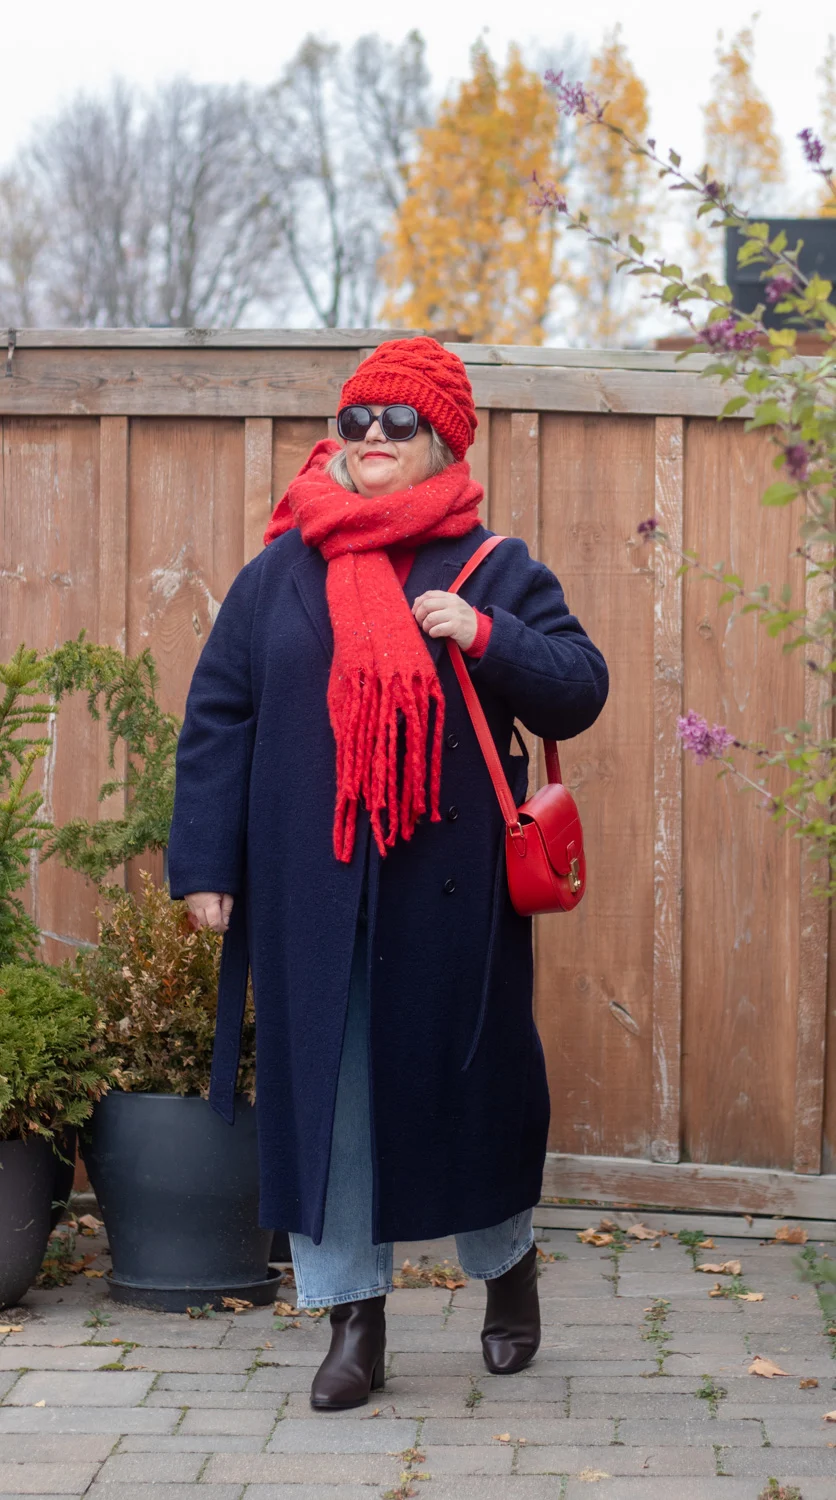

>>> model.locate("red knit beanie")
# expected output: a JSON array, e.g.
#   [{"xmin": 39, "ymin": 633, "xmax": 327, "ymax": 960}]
[{"xmin": 338, "ymin": 336, "xmax": 477, "ymax": 461}]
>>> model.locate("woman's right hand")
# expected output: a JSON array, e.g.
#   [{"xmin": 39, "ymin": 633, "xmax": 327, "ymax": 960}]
[{"xmin": 184, "ymin": 892, "xmax": 234, "ymax": 933}]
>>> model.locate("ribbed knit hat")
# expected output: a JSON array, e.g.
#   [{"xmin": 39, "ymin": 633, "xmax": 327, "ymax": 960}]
[{"xmin": 338, "ymin": 336, "xmax": 478, "ymax": 461}]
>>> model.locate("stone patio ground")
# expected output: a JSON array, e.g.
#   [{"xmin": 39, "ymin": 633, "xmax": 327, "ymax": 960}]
[{"xmin": 1, "ymin": 1221, "xmax": 835, "ymax": 1499}]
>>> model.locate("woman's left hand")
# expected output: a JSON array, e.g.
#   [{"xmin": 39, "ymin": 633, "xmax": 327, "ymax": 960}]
[{"xmin": 412, "ymin": 591, "xmax": 478, "ymax": 650}]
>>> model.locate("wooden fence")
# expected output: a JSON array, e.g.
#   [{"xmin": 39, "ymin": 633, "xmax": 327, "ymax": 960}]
[{"xmin": 2, "ymin": 329, "xmax": 833, "ymax": 1224}]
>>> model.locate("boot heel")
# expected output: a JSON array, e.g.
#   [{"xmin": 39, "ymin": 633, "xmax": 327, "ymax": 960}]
[{"xmin": 371, "ymin": 1354, "xmax": 386, "ymax": 1390}]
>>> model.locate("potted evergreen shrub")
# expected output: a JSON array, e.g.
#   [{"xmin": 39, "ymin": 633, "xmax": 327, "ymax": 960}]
[
  {"xmin": 75, "ymin": 874, "xmax": 277, "ymax": 1312},
  {"xmin": 0, "ymin": 963, "xmax": 113, "ymax": 1307}
]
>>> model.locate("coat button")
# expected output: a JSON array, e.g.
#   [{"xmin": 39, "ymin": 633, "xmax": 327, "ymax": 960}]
[
  {"xmin": 443, "ymin": 877, "xmax": 456, "ymax": 894},
  {"xmin": 446, "ymin": 733, "xmax": 459, "ymax": 749},
  {"xmin": 447, "ymin": 805, "xmax": 459, "ymax": 822}
]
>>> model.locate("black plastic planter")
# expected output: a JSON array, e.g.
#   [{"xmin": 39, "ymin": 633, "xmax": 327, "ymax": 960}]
[
  {"xmin": 81, "ymin": 1092, "xmax": 279, "ymax": 1312},
  {"xmin": 51, "ymin": 1127, "xmax": 78, "ymax": 1231},
  {"xmin": 0, "ymin": 1138, "xmax": 55, "ymax": 1308}
]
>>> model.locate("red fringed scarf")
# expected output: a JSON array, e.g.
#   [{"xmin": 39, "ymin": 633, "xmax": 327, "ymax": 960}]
[{"xmin": 264, "ymin": 439, "xmax": 483, "ymax": 863}]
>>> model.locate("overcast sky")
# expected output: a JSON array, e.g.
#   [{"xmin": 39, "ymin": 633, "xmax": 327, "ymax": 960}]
[{"xmin": 2, "ymin": 0, "xmax": 830, "ymax": 205}]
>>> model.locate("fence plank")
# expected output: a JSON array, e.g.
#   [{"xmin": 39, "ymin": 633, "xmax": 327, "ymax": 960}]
[
  {"xmin": 541, "ymin": 1151, "xmax": 835, "ymax": 1219},
  {"xmin": 470, "ymin": 408, "xmax": 491, "ymax": 525},
  {"xmin": 244, "ymin": 419, "xmax": 273, "ymax": 564},
  {"xmin": 97, "ymin": 417, "xmax": 129, "ymax": 888},
  {"xmin": 651, "ymin": 418, "xmax": 684, "ymax": 1163},
  {"xmin": 794, "ymin": 548, "xmax": 832, "ymax": 1173},
  {"xmin": 6, "ymin": 328, "xmax": 420, "ymax": 349},
  {"xmin": 682, "ymin": 420, "xmax": 804, "ymax": 1170}
]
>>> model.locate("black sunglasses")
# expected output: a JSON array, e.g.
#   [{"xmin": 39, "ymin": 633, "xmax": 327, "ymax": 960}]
[{"xmin": 337, "ymin": 404, "xmax": 430, "ymax": 443}]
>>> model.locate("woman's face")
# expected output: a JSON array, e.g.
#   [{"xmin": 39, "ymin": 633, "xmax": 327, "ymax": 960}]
[{"xmin": 343, "ymin": 406, "xmax": 434, "ymax": 498}]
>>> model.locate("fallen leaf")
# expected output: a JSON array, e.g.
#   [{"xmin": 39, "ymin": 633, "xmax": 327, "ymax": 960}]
[
  {"xmin": 0, "ymin": 1324, "xmax": 23, "ymax": 1334},
  {"xmin": 800, "ymin": 1378, "xmax": 819, "ymax": 1389},
  {"xmin": 749, "ymin": 1356, "xmax": 790, "ymax": 1378},
  {"xmin": 578, "ymin": 1229, "xmax": 613, "ymax": 1247},
  {"xmin": 773, "ymin": 1224, "xmax": 808, "ymax": 1245},
  {"xmin": 744, "ymin": 1214, "xmax": 754, "ymax": 1227},
  {"xmin": 77, "ymin": 1214, "xmax": 104, "ymax": 1234},
  {"xmin": 598, "ymin": 1217, "xmax": 617, "ymax": 1231},
  {"xmin": 34, "ymin": 1400, "xmax": 45, "ymax": 1407},
  {"xmin": 493, "ymin": 1433, "xmax": 511, "ymax": 1443},
  {"xmin": 696, "ymin": 1261, "xmax": 741, "ymax": 1275},
  {"xmin": 262, "ymin": 1341, "xmax": 272, "ymax": 1350},
  {"xmin": 824, "ymin": 1411, "xmax": 836, "ymax": 1422},
  {"xmin": 708, "ymin": 1283, "xmax": 726, "ymax": 1298},
  {"xmin": 578, "ymin": 1472, "xmax": 611, "ymax": 1482},
  {"xmin": 697, "ymin": 1237, "xmax": 716, "ymax": 1249},
  {"xmin": 304, "ymin": 1308, "xmax": 328, "ymax": 1319},
  {"xmin": 736, "ymin": 1292, "xmax": 765, "ymax": 1302},
  {"xmin": 273, "ymin": 1300, "xmax": 297, "ymax": 1317},
  {"xmin": 627, "ymin": 1223, "xmax": 659, "ymax": 1241},
  {"xmin": 221, "ymin": 1297, "xmax": 253, "ymax": 1314},
  {"xmin": 366, "ymin": 1407, "xmax": 380, "ymax": 1418},
  {"xmin": 83, "ymin": 1269, "xmax": 104, "ymax": 1278}
]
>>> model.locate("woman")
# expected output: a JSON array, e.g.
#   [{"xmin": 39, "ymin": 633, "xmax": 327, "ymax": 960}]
[{"xmin": 168, "ymin": 336, "xmax": 608, "ymax": 1411}]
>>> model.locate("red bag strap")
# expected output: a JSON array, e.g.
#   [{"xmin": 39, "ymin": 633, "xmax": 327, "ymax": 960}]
[{"xmin": 446, "ymin": 537, "xmax": 563, "ymax": 830}]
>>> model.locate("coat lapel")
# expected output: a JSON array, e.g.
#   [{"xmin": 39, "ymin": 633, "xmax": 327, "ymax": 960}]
[{"xmin": 291, "ymin": 549, "xmax": 333, "ymax": 661}]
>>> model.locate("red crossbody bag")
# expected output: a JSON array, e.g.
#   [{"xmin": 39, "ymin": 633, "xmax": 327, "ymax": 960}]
[{"xmin": 446, "ymin": 536, "xmax": 586, "ymax": 917}]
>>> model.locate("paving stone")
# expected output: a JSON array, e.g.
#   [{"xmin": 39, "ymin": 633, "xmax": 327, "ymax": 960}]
[
  {"xmin": 95, "ymin": 1452, "xmax": 204, "ymax": 1483},
  {"xmin": 156, "ymin": 1373, "xmax": 250, "ymax": 1391},
  {"xmin": 91, "ymin": 1320, "xmax": 231, "ymax": 1348},
  {"xmin": 419, "ymin": 1443, "xmax": 514, "ymax": 1473},
  {"xmin": 0, "ymin": 1464, "xmax": 99, "ymax": 1494},
  {"xmin": 233, "ymin": 1489, "xmax": 390, "ymax": 1500},
  {"xmin": 516, "ymin": 1443, "xmax": 717, "ymax": 1476},
  {"xmin": 122, "ymin": 1348, "xmax": 252, "ymax": 1374},
  {"xmin": 266, "ymin": 1417, "xmax": 416, "ymax": 1452},
  {"xmin": 180, "ymin": 1408, "xmax": 277, "ymax": 1436},
  {"xmin": 619, "ymin": 1417, "xmax": 764, "ymax": 1447},
  {"xmin": 281, "ymin": 1388, "xmax": 460, "ymax": 1420},
  {"xmin": 571, "ymin": 1393, "xmax": 711, "ymax": 1419},
  {"xmin": 568, "ymin": 1376, "xmax": 704, "ymax": 1395},
  {"xmin": 562, "ymin": 1482, "xmax": 765, "ymax": 1499},
  {"xmin": 384, "ymin": 1352, "xmax": 494, "ymax": 1376},
  {"xmin": 247, "ymin": 1369, "xmax": 312, "ymax": 1394},
  {"xmin": 478, "ymin": 1375, "xmax": 568, "ymax": 1402},
  {"xmin": 249, "ymin": 1350, "xmax": 323, "ymax": 1369},
  {"xmin": 721, "ymin": 1446, "xmax": 836, "ymax": 1476},
  {"xmin": 88, "ymin": 1488, "xmax": 243, "ymax": 1499},
  {"xmin": 0, "ymin": 1435, "xmax": 116, "ymax": 1461},
  {"xmin": 118, "ymin": 1435, "xmax": 263, "ymax": 1453},
  {"xmin": 0, "ymin": 1374, "xmax": 19, "ymax": 1401},
  {"xmin": 1, "ymin": 1324, "xmax": 91, "ymax": 1348},
  {"xmin": 420, "ymin": 1417, "xmax": 613, "ymax": 1446},
  {"xmin": 205, "ymin": 1453, "xmax": 402, "ymax": 1484},
  {"xmin": 385, "ymin": 1289, "xmax": 452, "ymax": 1315},
  {"xmin": 145, "ymin": 1391, "xmax": 283, "ymax": 1410},
  {"xmin": 0, "ymin": 1407, "xmax": 178, "ymax": 1434},
  {"xmin": 3, "ymin": 1370, "xmax": 155, "ymax": 1406},
  {"xmin": 761, "ymin": 1415, "xmax": 836, "ymax": 1445},
  {"xmin": 0, "ymin": 1347, "xmax": 120, "ymax": 1372}
]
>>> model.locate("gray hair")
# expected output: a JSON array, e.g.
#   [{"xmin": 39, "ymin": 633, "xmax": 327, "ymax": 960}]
[{"xmin": 327, "ymin": 425, "xmax": 456, "ymax": 492}]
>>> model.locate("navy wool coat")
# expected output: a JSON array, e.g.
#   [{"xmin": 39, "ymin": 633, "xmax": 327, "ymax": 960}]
[{"xmin": 167, "ymin": 525, "xmax": 608, "ymax": 1244}]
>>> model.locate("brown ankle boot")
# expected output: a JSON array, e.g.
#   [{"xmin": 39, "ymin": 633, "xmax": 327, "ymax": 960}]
[
  {"xmin": 310, "ymin": 1295, "xmax": 386, "ymax": 1410},
  {"xmin": 481, "ymin": 1243, "xmax": 541, "ymax": 1374}
]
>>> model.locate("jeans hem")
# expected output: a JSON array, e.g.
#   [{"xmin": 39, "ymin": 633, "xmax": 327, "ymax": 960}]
[
  {"xmin": 458, "ymin": 1232, "xmax": 535, "ymax": 1282},
  {"xmin": 295, "ymin": 1282, "xmax": 393, "ymax": 1310}
]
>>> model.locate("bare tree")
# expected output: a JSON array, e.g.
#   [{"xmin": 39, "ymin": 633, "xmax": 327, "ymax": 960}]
[
  {"xmin": 252, "ymin": 31, "xmax": 431, "ymax": 327},
  {"xmin": 0, "ymin": 167, "xmax": 49, "ymax": 325}
]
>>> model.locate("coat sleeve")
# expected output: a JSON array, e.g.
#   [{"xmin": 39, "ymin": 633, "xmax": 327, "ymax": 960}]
[
  {"xmin": 468, "ymin": 538, "xmax": 609, "ymax": 741},
  {"xmin": 167, "ymin": 560, "xmax": 260, "ymax": 900}
]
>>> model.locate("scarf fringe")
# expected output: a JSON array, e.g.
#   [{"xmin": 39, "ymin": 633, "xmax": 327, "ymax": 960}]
[{"xmin": 330, "ymin": 668, "xmax": 445, "ymax": 863}]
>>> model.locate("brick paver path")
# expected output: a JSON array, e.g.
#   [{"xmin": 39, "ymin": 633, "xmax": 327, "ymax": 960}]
[{"xmin": 1, "ymin": 1224, "xmax": 834, "ymax": 1498}]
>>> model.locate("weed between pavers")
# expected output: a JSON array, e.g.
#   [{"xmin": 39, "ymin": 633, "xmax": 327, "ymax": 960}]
[
  {"xmin": 713, "ymin": 1442, "xmax": 730, "ymax": 1477},
  {"xmin": 758, "ymin": 1482, "xmax": 803, "ymax": 1500},
  {"xmin": 384, "ymin": 1428, "xmax": 429, "ymax": 1499},
  {"xmin": 84, "ymin": 1308, "xmax": 112, "ymax": 1329},
  {"xmin": 465, "ymin": 1377, "xmax": 483, "ymax": 1409},
  {"xmin": 603, "ymin": 1228, "xmax": 631, "ymax": 1295},
  {"xmin": 696, "ymin": 1374, "xmax": 727, "ymax": 1417},
  {"xmin": 677, "ymin": 1229, "xmax": 710, "ymax": 1270},
  {"xmin": 796, "ymin": 1246, "xmax": 836, "ymax": 1356},
  {"xmin": 641, "ymin": 1298, "xmax": 672, "ymax": 1374}
]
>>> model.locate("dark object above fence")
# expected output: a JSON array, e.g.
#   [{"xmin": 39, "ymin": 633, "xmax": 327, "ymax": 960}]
[{"xmin": 726, "ymin": 217, "xmax": 836, "ymax": 328}]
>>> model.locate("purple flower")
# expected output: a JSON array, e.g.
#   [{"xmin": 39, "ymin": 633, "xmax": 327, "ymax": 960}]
[
  {"xmin": 545, "ymin": 69, "xmax": 601, "ymax": 119},
  {"xmin": 529, "ymin": 173, "xmax": 567, "ymax": 213},
  {"xmin": 677, "ymin": 710, "xmax": 736, "ymax": 764},
  {"xmin": 637, "ymin": 516, "xmax": 658, "ymax": 540},
  {"xmin": 698, "ymin": 315, "xmax": 759, "ymax": 351},
  {"xmin": 799, "ymin": 127, "xmax": 826, "ymax": 165},
  {"xmin": 784, "ymin": 443, "xmax": 810, "ymax": 481},
  {"xmin": 705, "ymin": 180, "xmax": 722, "ymax": 199},
  {"xmin": 765, "ymin": 275, "xmax": 796, "ymax": 304}
]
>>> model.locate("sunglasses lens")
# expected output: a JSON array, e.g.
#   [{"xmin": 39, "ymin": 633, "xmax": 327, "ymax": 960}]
[
  {"xmin": 380, "ymin": 405, "xmax": 418, "ymax": 440},
  {"xmin": 338, "ymin": 406, "xmax": 372, "ymax": 441}
]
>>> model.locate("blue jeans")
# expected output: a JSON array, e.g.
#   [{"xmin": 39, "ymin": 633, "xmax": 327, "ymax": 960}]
[{"xmin": 289, "ymin": 922, "xmax": 535, "ymax": 1308}]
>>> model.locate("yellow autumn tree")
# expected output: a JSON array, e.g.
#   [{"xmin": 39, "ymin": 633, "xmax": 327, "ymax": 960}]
[
  {"xmin": 382, "ymin": 43, "xmax": 562, "ymax": 344},
  {"xmin": 571, "ymin": 27, "xmax": 656, "ymax": 345},
  {"xmin": 703, "ymin": 24, "xmax": 784, "ymax": 205},
  {"xmin": 818, "ymin": 35, "xmax": 836, "ymax": 215}
]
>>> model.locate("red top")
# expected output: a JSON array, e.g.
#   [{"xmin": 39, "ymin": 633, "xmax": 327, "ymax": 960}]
[{"xmin": 389, "ymin": 546, "xmax": 492, "ymax": 658}]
